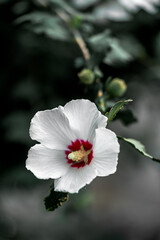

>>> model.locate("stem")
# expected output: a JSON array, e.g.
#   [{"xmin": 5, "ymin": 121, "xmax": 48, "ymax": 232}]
[
  {"xmin": 73, "ymin": 30, "xmax": 90, "ymax": 61},
  {"xmin": 55, "ymin": 9, "xmax": 70, "ymax": 23},
  {"xmin": 55, "ymin": 9, "xmax": 90, "ymax": 62}
]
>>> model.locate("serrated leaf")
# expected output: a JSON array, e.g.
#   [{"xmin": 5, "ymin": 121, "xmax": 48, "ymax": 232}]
[
  {"xmin": 44, "ymin": 187, "xmax": 69, "ymax": 211},
  {"xmin": 105, "ymin": 99, "xmax": 133, "ymax": 124},
  {"xmin": 118, "ymin": 136, "xmax": 160, "ymax": 163}
]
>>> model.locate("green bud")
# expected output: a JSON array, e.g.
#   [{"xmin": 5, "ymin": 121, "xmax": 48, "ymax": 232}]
[
  {"xmin": 107, "ymin": 78, "xmax": 127, "ymax": 97},
  {"xmin": 78, "ymin": 69, "xmax": 94, "ymax": 85}
]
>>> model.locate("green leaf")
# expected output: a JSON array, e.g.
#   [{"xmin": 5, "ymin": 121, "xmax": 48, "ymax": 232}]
[
  {"xmin": 93, "ymin": 1, "xmax": 131, "ymax": 22},
  {"xmin": 118, "ymin": 136, "xmax": 160, "ymax": 163},
  {"xmin": 15, "ymin": 12, "xmax": 71, "ymax": 41},
  {"xmin": 44, "ymin": 186, "xmax": 69, "ymax": 211},
  {"xmin": 105, "ymin": 99, "xmax": 133, "ymax": 124},
  {"xmin": 49, "ymin": 0, "xmax": 77, "ymax": 15},
  {"xmin": 88, "ymin": 30, "xmax": 111, "ymax": 53},
  {"xmin": 94, "ymin": 67, "xmax": 104, "ymax": 78},
  {"xmin": 119, "ymin": 0, "xmax": 159, "ymax": 14},
  {"xmin": 118, "ymin": 35, "xmax": 146, "ymax": 59},
  {"xmin": 103, "ymin": 39, "xmax": 132, "ymax": 66},
  {"xmin": 88, "ymin": 30, "xmax": 132, "ymax": 66}
]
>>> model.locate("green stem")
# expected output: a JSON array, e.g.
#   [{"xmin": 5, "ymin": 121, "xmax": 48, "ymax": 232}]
[{"xmin": 55, "ymin": 9, "xmax": 91, "ymax": 62}]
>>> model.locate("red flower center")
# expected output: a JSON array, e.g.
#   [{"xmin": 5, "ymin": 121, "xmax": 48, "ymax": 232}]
[{"xmin": 65, "ymin": 139, "xmax": 93, "ymax": 168}]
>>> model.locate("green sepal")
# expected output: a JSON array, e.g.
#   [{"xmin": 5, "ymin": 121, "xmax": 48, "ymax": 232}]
[
  {"xmin": 105, "ymin": 99, "xmax": 133, "ymax": 124},
  {"xmin": 118, "ymin": 136, "xmax": 160, "ymax": 163},
  {"xmin": 44, "ymin": 185, "xmax": 69, "ymax": 211}
]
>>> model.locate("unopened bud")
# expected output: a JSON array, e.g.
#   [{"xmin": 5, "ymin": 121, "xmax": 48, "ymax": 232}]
[
  {"xmin": 107, "ymin": 78, "xmax": 127, "ymax": 97},
  {"xmin": 78, "ymin": 69, "xmax": 94, "ymax": 85}
]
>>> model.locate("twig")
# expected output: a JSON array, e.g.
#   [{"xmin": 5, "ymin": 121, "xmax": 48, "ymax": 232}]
[
  {"xmin": 73, "ymin": 30, "xmax": 90, "ymax": 61},
  {"xmin": 55, "ymin": 9, "xmax": 90, "ymax": 61}
]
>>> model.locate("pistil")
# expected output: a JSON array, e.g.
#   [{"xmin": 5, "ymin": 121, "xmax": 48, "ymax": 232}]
[{"xmin": 68, "ymin": 146, "xmax": 91, "ymax": 164}]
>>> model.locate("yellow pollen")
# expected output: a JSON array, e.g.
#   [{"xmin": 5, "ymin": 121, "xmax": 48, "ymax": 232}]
[{"xmin": 68, "ymin": 150, "xmax": 86, "ymax": 162}]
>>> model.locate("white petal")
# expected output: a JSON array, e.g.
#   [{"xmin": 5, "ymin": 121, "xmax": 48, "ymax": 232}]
[
  {"xmin": 63, "ymin": 99, "xmax": 107, "ymax": 142},
  {"xmin": 26, "ymin": 144, "xmax": 69, "ymax": 179},
  {"xmin": 92, "ymin": 128, "xmax": 120, "ymax": 177},
  {"xmin": 30, "ymin": 107, "xmax": 76, "ymax": 150},
  {"xmin": 54, "ymin": 165, "xmax": 97, "ymax": 193}
]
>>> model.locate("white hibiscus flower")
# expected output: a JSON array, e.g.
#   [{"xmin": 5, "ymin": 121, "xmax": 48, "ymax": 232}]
[{"xmin": 26, "ymin": 99, "xmax": 120, "ymax": 193}]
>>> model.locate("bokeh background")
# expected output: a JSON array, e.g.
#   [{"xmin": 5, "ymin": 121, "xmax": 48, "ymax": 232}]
[{"xmin": 0, "ymin": 0, "xmax": 160, "ymax": 239}]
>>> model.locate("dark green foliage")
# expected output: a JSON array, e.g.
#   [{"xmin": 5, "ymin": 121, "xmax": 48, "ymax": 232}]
[
  {"xmin": 105, "ymin": 99, "xmax": 133, "ymax": 125},
  {"xmin": 15, "ymin": 12, "xmax": 71, "ymax": 41},
  {"xmin": 88, "ymin": 30, "xmax": 132, "ymax": 66},
  {"xmin": 103, "ymin": 39, "xmax": 132, "ymax": 66},
  {"xmin": 116, "ymin": 109, "xmax": 137, "ymax": 126},
  {"xmin": 88, "ymin": 30, "xmax": 111, "ymax": 53},
  {"xmin": 44, "ymin": 186, "xmax": 69, "ymax": 211}
]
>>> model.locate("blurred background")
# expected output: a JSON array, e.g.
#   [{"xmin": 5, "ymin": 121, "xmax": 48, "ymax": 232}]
[{"xmin": 0, "ymin": 0, "xmax": 160, "ymax": 239}]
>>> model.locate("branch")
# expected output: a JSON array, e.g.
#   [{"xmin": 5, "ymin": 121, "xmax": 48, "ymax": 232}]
[
  {"xmin": 55, "ymin": 9, "xmax": 90, "ymax": 61},
  {"xmin": 73, "ymin": 30, "xmax": 90, "ymax": 61}
]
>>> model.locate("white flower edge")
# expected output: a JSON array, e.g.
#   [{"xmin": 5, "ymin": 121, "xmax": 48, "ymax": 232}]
[
  {"xmin": 29, "ymin": 99, "xmax": 108, "ymax": 150},
  {"xmin": 26, "ymin": 144, "xmax": 69, "ymax": 179},
  {"xmin": 26, "ymin": 129, "xmax": 119, "ymax": 193}
]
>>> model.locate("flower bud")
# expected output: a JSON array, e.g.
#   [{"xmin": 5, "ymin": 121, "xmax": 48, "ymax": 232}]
[
  {"xmin": 78, "ymin": 69, "xmax": 94, "ymax": 85},
  {"xmin": 107, "ymin": 78, "xmax": 127, "ymax": 97}
]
